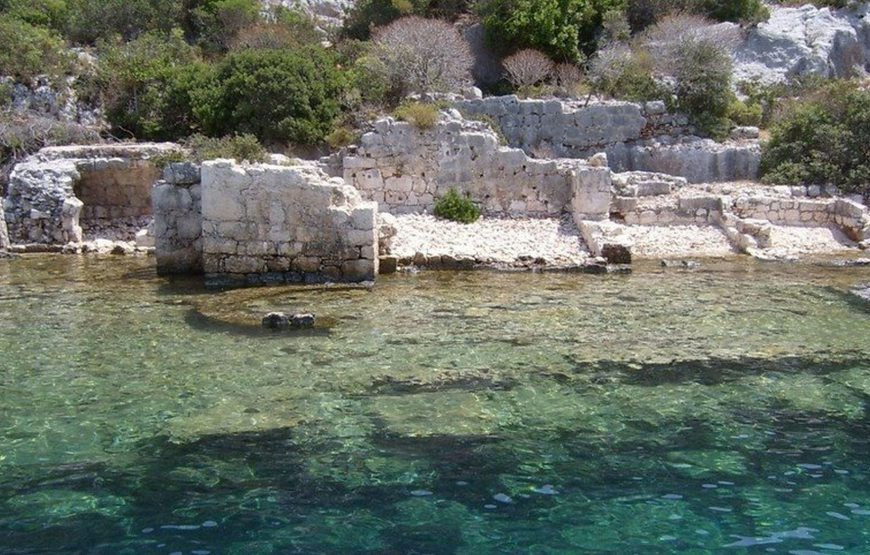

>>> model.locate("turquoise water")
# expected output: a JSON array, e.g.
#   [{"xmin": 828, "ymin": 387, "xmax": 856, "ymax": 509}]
[{"xmin": 1, "ymin": 255, "xmax": 869, "ymax": 554}]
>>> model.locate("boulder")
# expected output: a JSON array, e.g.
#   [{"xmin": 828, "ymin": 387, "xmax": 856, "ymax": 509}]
[
  {"xmin": 262, "ymin": 312, "xmax": 316, "ymax": 330},
  {"xmin": 601, "ymin": 243, "xmax": 632, "ymax": 265}
]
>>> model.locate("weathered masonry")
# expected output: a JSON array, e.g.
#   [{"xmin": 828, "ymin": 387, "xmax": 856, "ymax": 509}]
[
  {"xmin": 4, "ymin": 144, "xmax": 177, "ymax": 244},
  {"xmin": 154, "ymin": 160, "xmax": 379, "ymax": 285}
]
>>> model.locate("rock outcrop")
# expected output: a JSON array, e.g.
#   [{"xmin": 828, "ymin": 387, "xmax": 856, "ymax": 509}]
[
  {"xmin": 1, "ymin": 75, "xmax": 104, "ymax": 127},
  {"xmin": 454, "ymin": 96, "xmax": 760, "ymax": 183},
  {"xmin": 733, "ymin": 3, "xmax": 870, "ymax": 84}
]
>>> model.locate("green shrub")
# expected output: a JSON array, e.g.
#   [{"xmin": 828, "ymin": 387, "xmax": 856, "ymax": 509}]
[
  {"xmin": 434, "ymin": 188, "xmax": 481, "ymax": 223},
  {"xmin": 199, "ymin": 47, "xmax": 344, "ymax": 145},
  {"xmin": 726, "ymin": 97, "xmax": 762, "ymax": 127},
  {"xmin": 1, "ymin": 0, "xmax": 69, "ymax": 32},
  {"xmin": 94, "ymin": 30, "xmax": 204, "ymax": 140},
  {"xmin": 625, "ymin": 0, "xmax": 768, "ymax": 30},
  {"xmin": 230, "ymin": 7, "xmax": 321, "ymax": 51},
  {"xmin": 588, "ymin": 45, "xmax": 668, "ymax": 102},
  {"xmin": 700, "ymin": 0, "xmax": 768, "ymax": 24},
  {"xmin": 188, "ymin": 0, "xmax": 261, "ymax": 53},
  {"xmin": 673, "ymin": 39, "xmax": 733, "ymax": 138},
  {"xmin": 325, "ymin": 126, "xmax": 360, "ymax": 149},
  {"xmin": 394, "ymin": 102, "xmax": 440, "ymax": 129},
  {"xmin": 761, "ymin": 80, "xmax": 870, "ymax": 194},
  {"xmin": 184, "ymin": 133, "xmax": 268, "ymax": 163},
  {"xmin": 0, "ymin": 18, "xmax": 70, "ymax": 81},
  {"xmin": 341, "ymin": 0, "xmax": 417, "ymax": 40},
  {"xmin": 479, "ymin": 0, "xmax": 626, "ymax": 63},
  {"xmin": 64, "ymin": 0, "xmax": 182, "ymax": 43}
]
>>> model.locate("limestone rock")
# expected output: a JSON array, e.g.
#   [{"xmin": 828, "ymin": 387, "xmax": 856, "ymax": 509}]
[
  {"xmin": 853, "ymin": 284, "xmax": 870, "ymax": 303},
  {"xmin": 732, "ymin": 3, "xmax": 870, "ymax": 85}
]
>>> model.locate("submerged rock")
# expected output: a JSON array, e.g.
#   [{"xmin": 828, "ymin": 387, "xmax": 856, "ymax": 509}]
[
  {"xmin": 262, "ymin": 312, "xmax": 316, "ymax": 330},
  {"xmin": 661, "ymin": 259, "xmax": 702, "ymax": 269},
  {"xmin": 852, "ymin": 284, "xmax": 870, "ymax": 303}
]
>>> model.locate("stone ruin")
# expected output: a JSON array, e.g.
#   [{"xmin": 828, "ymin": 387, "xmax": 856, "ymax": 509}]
[
  {"xmin": 454, "ymin": 96, "xmax": 760, "ymax": 183},
  {"xmin": 154, "ymin": 160, "xmax": 378, "ymax": 285},
  {"xmin": 2, "ymin": 95, "xmax": 869, "ymax": 282},
  {"xmin": 4, "ymin": 143, "xmax": 178, "ymax": 246}
]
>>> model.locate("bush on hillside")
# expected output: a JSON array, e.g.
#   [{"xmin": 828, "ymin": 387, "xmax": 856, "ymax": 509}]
[
  {"xmin": 672, "ymin": 38, "xmax": 734, "ymax": 137},
  {"xmin": 503, "ymin": 49, "xmax": 554, "ymax": 89},
  {"xmin": 587, "ymin": 44, "xmax": 666, "ymax": 102},
  {"xmin": 342, "ymin": 0, "xmax": 415, "ymax": 40},
  {"xmin": 434, "ymin": 188, "xmax": 481, "ymax": 223},
  {"xmin": 479, "ymin": 0, "xmax": 625, "ymax": 63},
  {"xmin": 641, "ymin": 15, "xmax": 737, "ymax": 136},
  {"xmin": 200, "ymin": 47, "xmax": 344, "ymax": 145},
  {"xmin": 0, "ymin": 18, "xmax": 70, "ymax": 81},
  {"xmin": 761, "ymin": 80, "xmax": 870, "ymax": 193},
  {"xmin": 1, "ymin": 0, "xmax": 69, "ymax": 32},
  {"xmin": 394, "ymin": 101, "xmax": 440, "ymax": 129},
  {"xmin": 367, "ymin": 16, "xmax": 473, "ymax": 99},
  {"xmin": 64, "ymin": 0, "xmax": 182, "ymax": 43},
  {"xmin": 625, "ymin": 0, "xmax": 768, "ymax": 31},
  {"xmin": 230, "ymin": 7, "xmax": 321, "ymax": 51},
  {"xmin": 0, "ymin": 110, "xmax": 101, "ymax": 179},
  {"xmin": 188, "ymin": 0, "xmax": 261, "ymax": 53},
  {"xmin": 94, "ymin": 30, "xmax": 204, "ymax": 140},
  {"xmin": 341, "ymin": 0, "xmax": 469, "ymax": 40},
  {"xmin": 184, "ymin": 133, "xmax": 267, "ymax": 163}
]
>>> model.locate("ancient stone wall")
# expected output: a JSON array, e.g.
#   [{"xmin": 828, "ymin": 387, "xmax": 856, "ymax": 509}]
[
  {"xmin": 454, "ymin": 96, "xmax": 760, "ymax": 183},
  {"xmin": 153, "ymin": 163, "xmax": 203, "ymax": 275},
  {"xmin": 733, "ymin": 196, "xmax": 870, "ymax": 240},
  {"xmin": 4, "ymin": 144, "xmax": 179, "ymax": 244},
  {"xmin": 199, "ymin": 161, "xmax": 378, "ymax": 285},
  {"xmin": 343, "ymin": 111, "xmax": 611, "ymax": 217},
  {"xmin": 606, "ymin": 140, "xmax": 761, "ymax": 184}
]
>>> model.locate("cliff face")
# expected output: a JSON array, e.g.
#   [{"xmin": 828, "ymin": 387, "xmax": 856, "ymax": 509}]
[
  {"xmin": 732, "ymin": 2, "xmax": 870, "ymax": 84},
  {"xmin": 261, "ymin": 0, "xmax": 357, "ymax": 27}
]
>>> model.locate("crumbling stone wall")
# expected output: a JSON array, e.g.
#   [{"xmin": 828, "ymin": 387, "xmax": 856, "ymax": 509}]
[
  {"xmin": 343, "ymin": 111, "xmax": 611, "ymax": 217},
  {"xmin": 733, "ymin": 196, "xmax": 870, "ymax": 241},
  {"xmin": 454, "ymin": 96, "xmax": 760, "ymax": 183},
  {"xmin": 199, "ymin": 161, "xmax": 378, "ymax": 284},
  {"xmin": 4, "ymin": 144, "xmax": 179, "ymax": 244},
  {"xmin": 153, "ymin": 163, "xmax": 203, "ymax": 275}
]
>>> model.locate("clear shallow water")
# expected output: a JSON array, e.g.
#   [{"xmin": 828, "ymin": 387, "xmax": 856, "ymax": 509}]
[{"xmin": 1, "ymin": 255, "xmax": 869, "ymax": 554}]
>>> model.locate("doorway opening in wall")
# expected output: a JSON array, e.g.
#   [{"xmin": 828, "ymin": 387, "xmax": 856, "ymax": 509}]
[{"xmin": 72, "ymin": 160, "xmax": 160, "ymax": 241}]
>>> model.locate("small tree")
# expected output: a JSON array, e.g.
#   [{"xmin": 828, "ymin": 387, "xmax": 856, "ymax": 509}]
[
  {"xmin": 503, "ymin": 49, "xmax": 554, "ymax": 89},
  {"xmin": 368, "ymin": 16, "xmax": 472, "ymax": 98}
]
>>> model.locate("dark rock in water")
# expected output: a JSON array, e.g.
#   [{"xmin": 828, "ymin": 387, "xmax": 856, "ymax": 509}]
[
  {"xmin": 601, "ymin": 243, "xmax": 632, "ymax": 265},
  {"xmin": 379, "ymin": 255, "xmax": 398, "ymax": 274},
  {"xmin": 262, "ymin": 312, "xmax": 316, "ymax": 329},
  {"xmin": 661, "ymin": 259, "xmax": 702, "ymax": 269}
]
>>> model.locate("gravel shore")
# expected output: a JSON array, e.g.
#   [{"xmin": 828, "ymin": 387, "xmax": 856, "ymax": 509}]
[{"xmin": 390, "ymin": 214, "xmax": 590, "ymax": 266}]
